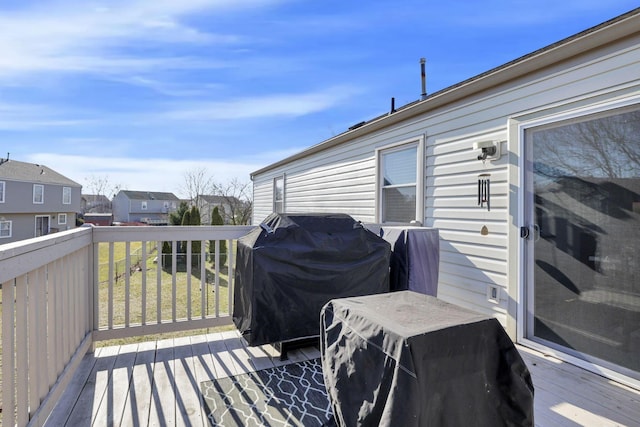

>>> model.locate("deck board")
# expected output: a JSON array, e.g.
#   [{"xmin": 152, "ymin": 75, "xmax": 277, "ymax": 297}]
[
  {"xmin": 43, "ymin": 334, "xmax": 640, "ymax": 427},
  {"xmin": 121, "ymin": 340, "xmax": 156, "ymax": 427},
  {"xmin": 92, "ymin": 343, "xmax": 138, "ymax": 427}
]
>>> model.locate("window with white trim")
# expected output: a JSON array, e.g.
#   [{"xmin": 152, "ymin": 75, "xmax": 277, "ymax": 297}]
[
  {"xmin": 33, "ymin": 184, "xmax": 44, "ymax": 204},
  {"xmin": 0, "ymin": 181, "xmax": 5, "ymax": 203},
  {"xmin": 273, "ymin": 175, "xmax": 285, "ymax": 213},
  {"xmin": 141, "ymin": 201, "xmax": 148, "ymax": 210},
  {"xmin": 63, "ymin": 186, "xmax": 71, "ymax": 204},
  {"xmin": 0, "ymin": 220, "xmax": 11, "ymax": 238},
  {"xmin": 377, "ymin": 139, "xmax": 424, "ymax": 224},
  {"xmin": 59, "ymin": 213, "xmax": 67, "ymax": 225}
]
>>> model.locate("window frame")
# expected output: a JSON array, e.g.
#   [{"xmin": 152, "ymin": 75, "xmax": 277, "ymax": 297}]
[
  {"xmin": 375, "ymin": 136, "xmax": 425, "ymax": 224},
  {"xmin": 273, "ymin": 174, "xmax": 285, "ymax": 214},
  {"xmin": 59, "ymin": 213, "xmax": 67, "ymax": 225},
  {"xmin": 62, "ymin": 186, "xmax": 71, "ymax": 204},
  {"xmin": 33, "ymin": 184, "xmax": 44, "ymax": 204},
  {"xmin": 0, "ymin": 220, "xmax": 11, "ymax": 238},
  {"xmin": 141, "ymin": 201, "xmax": 148, "ymax": 210},
  {"xmin": 0, "ymin": 181, "xmax": 5, "ymax": 203}
]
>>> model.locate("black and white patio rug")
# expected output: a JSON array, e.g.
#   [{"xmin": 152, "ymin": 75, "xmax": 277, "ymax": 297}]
[{"xmin": 201, "ymin": 358, "xmax": 337, "ymax": 427}]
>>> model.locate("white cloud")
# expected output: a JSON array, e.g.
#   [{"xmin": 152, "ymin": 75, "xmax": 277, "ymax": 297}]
[
  {"xmin": 0, "ymin": 0, "xmax": 285, "ymax": 80},
  {"xmin": 0, "ymin": 102, "xmax": 91, "ymax": 130},
  {"xmin": 162, "ymin": 85, "xmax": 364, "ymax": 121}
]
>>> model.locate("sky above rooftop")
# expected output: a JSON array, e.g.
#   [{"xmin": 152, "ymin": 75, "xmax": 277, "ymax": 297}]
[{"xmin": 1, "ymin": 0, "xmax": 637, "ymax": 197}]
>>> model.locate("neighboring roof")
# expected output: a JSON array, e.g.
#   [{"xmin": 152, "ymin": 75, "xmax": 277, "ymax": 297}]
[
  {"xmin": 118, "ymin": 190, "xmax": 180, "ymax": 201},
  {"xmin": 82, "ymin": 194, "xmax": 111, "ymax": 203},
  {"xmin": 251, "ymin": 7, "xmax": 640, "ymax": 179},
  {"xmin": 0, "ymin": 158, "xmax": 81, "ymax": 187},
  {"xmin": 198, "ymin": 194, "xmax": 240, "ymax": 204}
]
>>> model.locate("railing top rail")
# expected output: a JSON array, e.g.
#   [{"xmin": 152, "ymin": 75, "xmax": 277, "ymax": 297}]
[
  {"xmin": 0, "ymin": 228, "xmax": 93, "ymax": 283},
  {"xmin": 91, "ymin": 225, "xmax": 254, "ymax": 242}
]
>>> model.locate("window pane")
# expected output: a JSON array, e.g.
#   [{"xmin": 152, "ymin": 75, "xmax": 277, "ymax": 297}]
[
  {"xmin": 63, "ymin": 187, "xmax": 71, "ymax": 204},
  {"xmin": 274, "ymin": 177, "xmax": 284, "ymax": 201},
  {"xmin": 0, "ymin": 182, "xmax": 4, "ymax": 202},
  {"xmin": 274, "ymin": 176, "xmax": 284, "ymax": 213},
  {"xmin": 383, "ymin": 186, "xmax": 416, "ymax": 222},
  {"xmin": 0, "ymin": 221, "xmax": 10, "ymax": 237},
  {"xmin": 34, "ymin": 185, "xmax": 43, "ymax": 203},
  {"xmin": 383, "ymin": 147, "xmax": 417, "ymax": 186}
]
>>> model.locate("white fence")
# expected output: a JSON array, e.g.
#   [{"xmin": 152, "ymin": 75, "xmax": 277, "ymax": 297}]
[{"xmin": 0, "ymin": 225, "xmax": 253, "ymax": 427}]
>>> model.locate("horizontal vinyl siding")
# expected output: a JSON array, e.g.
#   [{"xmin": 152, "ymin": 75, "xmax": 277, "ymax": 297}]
[
  {"xmin": 252, "ymin": 176, "xmax": 275, "ymax": 224},
  {"xmin": 426, "ymin": 127, "xmax": 509, "ymax": 322},
  {"xmin": 251, "ymin": 32, "xmax": 640, "ymax": 325}
]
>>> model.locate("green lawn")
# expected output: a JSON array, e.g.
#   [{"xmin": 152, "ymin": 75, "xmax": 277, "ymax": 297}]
[{"xmin": 95, "ymin": 241, "xmax": 235, "ymax": 346}]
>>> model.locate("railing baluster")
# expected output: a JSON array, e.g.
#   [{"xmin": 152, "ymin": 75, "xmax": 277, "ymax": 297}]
[
  {"xmin": 171, "ymin": 240, "xmax": 177, "ymax": 322},
  {"xmin": 36, "ymin": 266, "xmax": 49, "ymax": 408},
  {"xmin": 156, "ymin": 240, "xmax": 162, "ymax": 324},
  {"xmin": 63, "ymin": 255, "xmax": 71, "ymax": 360},
  {"xmin": 27, "ymin": 270, "xmax": 40, "ymax": 418},
  {"xmin": 142, "ymin": 241, "xmax": 147, "ymax": 326},
  {"xmin": 2, "ymin": 279, "xmax": 16, "ymax": 427},
  {"xmin": 187, "ymin": 240, "xmax": 192, "ymax": 320},
  {"xmin": 108, "ymin": 242, "xmax": 114, "ymax": 330},
  {"xmin": 227, "ymin": 239, "xmax": 234, "ymax": 314},
  {"xmin": 214, "ymin": 240, "xmax": 220, "ymax": 317},
  {"xmin": 125, "ymin": 241, "xmax": 131, "ymax": 327},
  {"xmin": 16, "ymin": 275, "xmax": 28, "ymax": 425},
  {"xmin": 56, "ymin": 256, "xmax": 65, "ymax": 375},
  {"xmin": 200, "ymin": 243, "xmax": 206, "ymax": 319},
  {"xmin": 47, "ymin": 261, "xmax": 58, "ymax": 388},
  {"xmin": 93, "ymin": 241, "xmax": 100, "ymax": 345}
]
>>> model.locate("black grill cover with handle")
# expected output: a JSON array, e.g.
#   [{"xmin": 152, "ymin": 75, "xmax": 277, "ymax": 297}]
[{"xmin": 233, "ymin": 213, "xmax": 391, "ymax": 346}]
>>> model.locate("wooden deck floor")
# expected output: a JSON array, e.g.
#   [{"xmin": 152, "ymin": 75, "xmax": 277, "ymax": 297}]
[{"xmin": 44, "ymin": 330, "xmax": 640, "ymax": 427}]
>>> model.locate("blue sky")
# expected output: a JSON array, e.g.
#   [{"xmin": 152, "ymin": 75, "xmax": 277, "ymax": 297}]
[{"xmin": 1, "ymin": 0, "xmax": 637, "ymax": 197}]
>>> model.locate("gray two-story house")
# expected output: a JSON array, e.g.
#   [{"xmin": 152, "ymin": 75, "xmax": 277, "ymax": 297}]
[
  {"xmin": 0, "ymin": 158, "xmax": 82, "ymax": 244},
  {"xmin": 112, "ymin": 190, "xmax": 179, "ymax": 224}
]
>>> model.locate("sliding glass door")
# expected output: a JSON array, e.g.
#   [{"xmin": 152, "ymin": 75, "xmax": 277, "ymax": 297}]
[{"xmin": 524, "ymin": 104, "xmax": 640, "ymax": 379}]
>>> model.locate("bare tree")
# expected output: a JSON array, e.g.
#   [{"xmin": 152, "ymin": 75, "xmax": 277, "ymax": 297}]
[
  {"xmin": 181, "ymin": 167, "xmax": 215, "ymax": 205},
  {"xmin": 84, "ymin": 174, "xmax": 121, "ymax": 197},
  {"xmin": 83, "ymin": 174, "xmax": 122, "ymax": 211},
  {"xmin": 213, "ymin": 178, "xmax": 253, "ymax": 225}
]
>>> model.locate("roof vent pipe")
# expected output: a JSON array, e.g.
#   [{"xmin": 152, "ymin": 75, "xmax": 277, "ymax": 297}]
[
  {"xmin": 390, "ymin": 97, "xmax": 396, "ymax": 114},
  {"xmin": 420, "ymin": 58, "xmax": 427, "ymax": 101}
]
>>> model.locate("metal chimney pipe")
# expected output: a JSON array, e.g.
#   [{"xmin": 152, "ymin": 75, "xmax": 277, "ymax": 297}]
[{"xmin": 420, "ymin": 58, "xmax": 427, "ymax": 100}]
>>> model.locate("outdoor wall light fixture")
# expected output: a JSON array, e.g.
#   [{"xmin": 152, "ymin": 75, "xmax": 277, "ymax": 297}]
[
  {"xmin": 473, "ymin": 140, "xmax": 500, "ymax": 161},
  {"xmin": 478, "ymin": 173, "xmax": 491, "ymax": 211}
]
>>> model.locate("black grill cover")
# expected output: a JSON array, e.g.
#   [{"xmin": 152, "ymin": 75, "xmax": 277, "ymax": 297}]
[{"xmin": 233, "ymin": 213, "xmax": 391, "ymax": 346}]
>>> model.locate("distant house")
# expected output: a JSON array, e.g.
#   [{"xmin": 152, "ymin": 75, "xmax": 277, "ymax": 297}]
[
  {"xmin": 0, "ymin": 157, "xmax": 82, "ymax": 244},
  {"xmin": 196, "ymin": 194, "xmax": 240, "ymax": 224},
  {"xmin": 81, "ymin": 194, "xmax": 112, "ymax": 214},
  {"xmin": 112, "ymin": 190, "xmax": 179, "ymax": 225}
]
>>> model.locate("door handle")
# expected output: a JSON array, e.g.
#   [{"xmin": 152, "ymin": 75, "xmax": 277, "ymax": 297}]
[{"xmin": 520, "ymin": 225, "xmax": 540, "ymax": 241}]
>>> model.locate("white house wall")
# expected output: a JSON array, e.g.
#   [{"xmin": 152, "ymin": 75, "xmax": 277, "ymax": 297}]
[{"xmin": 251, "ymin": 28, "xmax": 640, "ymax": 333}]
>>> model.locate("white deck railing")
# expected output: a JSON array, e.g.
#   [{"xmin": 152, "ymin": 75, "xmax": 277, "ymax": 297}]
[{"xmin": 0, "ymin": 224, "xmax": 253, "ymax": 427}]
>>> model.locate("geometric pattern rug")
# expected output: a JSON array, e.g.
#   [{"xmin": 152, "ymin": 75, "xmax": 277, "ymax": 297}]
[{"xmin": 201, "ymin": 358, "xmax": 337, "ymax": 427}]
